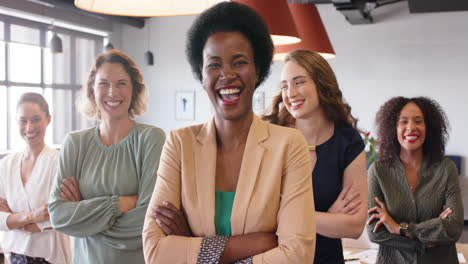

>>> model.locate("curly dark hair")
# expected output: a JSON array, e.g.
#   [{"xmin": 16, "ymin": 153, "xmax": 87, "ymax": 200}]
[
  {"xmin": 186, "ymin": 1, "xmax": 274, "ymax": 88},
  {"xmin": 375, "ymin": 96, "xmax": 449, "ymax": 166},
  {"xmin": 80, "ymin": 49, "xmax": 147, "ymax": 120},
  {"xmin": 262, "ymin": 49, "xmax": 361, "ymax": 132}
]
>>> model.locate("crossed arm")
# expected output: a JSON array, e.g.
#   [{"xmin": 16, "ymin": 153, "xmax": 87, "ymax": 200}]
[
  {"xmin": 49, "ymin": 130, "xmax": 164, "ymax": 249},
  {"xmin": 366, "ymin": 160, "xmax": 463, "ymax": 251},
  {"xmin": 314, "ymin": 150, "xmax": 368, "ymax": 239},
  {"xmin": 151, "ymin": 201, "xmax": 278, "ymax": 264},
  {"xmin": 0, "ymin": 198, "xmax": 49, "ymax": 232},
  {"xmin": 150, "ymin": 150, "xmax": 367, "ymax": 259},
  {"xmin": 143, "ymin": 129, "xmax": 316, "ymax": 263},
  {"xmin": 59, "ymin": 177, "xmax": 138, "ymax": 214}
]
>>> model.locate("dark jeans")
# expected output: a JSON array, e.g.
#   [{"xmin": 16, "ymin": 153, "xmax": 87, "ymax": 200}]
[{"xmin": 10, "ymin": 253, "xmax": 50, "ymax": 264}]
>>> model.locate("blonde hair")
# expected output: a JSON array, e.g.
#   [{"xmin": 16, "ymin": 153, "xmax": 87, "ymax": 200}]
[
  {"xmin": 262, "ymin": 49, "xmax": 360, "ymax": 132},
  {"xmin": 79, "ymin": 49, "xmax": 147, "ymax": 120}
]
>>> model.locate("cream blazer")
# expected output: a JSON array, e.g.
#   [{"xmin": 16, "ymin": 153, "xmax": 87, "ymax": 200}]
[{"xmin": 143, "ymin": 115, "xmax": 316, "ymax": 263}]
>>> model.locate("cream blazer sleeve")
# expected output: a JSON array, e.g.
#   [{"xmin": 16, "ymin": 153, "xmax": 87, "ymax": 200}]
[
  {"xmin": 143, "ymin": 117, "xmax": 316, "ymax": 263},
  {"xmin": 249, "ymin": 123, "xmax": 316, "ymax": 263},
  {"xmin": 143, "ymin": 129, "xmax": 203, "ymax": 264}
]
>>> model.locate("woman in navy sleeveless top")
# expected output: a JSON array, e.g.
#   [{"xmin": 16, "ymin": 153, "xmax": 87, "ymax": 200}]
[{"xmin": 263, "ymin": 49, "xmax": 367, "ymax": 263}]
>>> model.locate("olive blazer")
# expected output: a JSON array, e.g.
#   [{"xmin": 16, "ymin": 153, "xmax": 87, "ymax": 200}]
[{"xmin": 143, "ymin": 115, "xmax": 316, "ymax": 263}]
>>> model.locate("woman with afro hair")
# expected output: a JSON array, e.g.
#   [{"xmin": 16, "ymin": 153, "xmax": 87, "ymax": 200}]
[
  {"xmin": 367, "ymin": 96, "xmax": 463, "ymax": 263},
  {"xmin": 142, "ymin": 2, "xmax": 316, "ymax": 263}
]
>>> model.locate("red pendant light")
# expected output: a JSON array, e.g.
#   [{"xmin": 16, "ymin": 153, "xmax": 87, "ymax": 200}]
[
  {"xmin": 232, "ymin": 0, "xmax": 301, "ymax": 45},
  {"xmin": 274, "ymin": 4, "xmax": 335, "ymax": 60}
]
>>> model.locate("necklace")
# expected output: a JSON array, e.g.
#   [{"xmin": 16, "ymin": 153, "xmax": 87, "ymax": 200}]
[{"xmin": 308, "ymin": 145, "xmax": 316, "ymax": 151}]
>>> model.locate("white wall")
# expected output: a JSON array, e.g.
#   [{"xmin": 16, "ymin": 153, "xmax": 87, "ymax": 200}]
[{"xmin": 119, "ymin": 2, "xmax": 468, "ymax": 215}]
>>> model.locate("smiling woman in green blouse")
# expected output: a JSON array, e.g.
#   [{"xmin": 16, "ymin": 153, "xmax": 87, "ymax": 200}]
[
  {"xmin": 48, "ymin": 50, "xmax": 165, "ymax": 264},
  {"xmin": 367, "ymin": 96, "xmax": 463, "ymax": 264}
]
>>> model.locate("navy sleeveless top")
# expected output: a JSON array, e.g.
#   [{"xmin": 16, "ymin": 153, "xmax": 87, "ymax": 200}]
[{"xmin": 313, "ymin": 123, "xmax": 365, "ymax": 264}]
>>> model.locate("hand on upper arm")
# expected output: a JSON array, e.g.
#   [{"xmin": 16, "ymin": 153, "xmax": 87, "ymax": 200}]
[
  {"xmin": 60, "ymin": 177, "xmax": 82, "ymax": 202},
  {"xmin": 328, "ymin": 184, "xmax": 362, "ymax": 215},
  {"xmin": 30, "ymin": 204, "xmax": 50, "ymax": 223},
  {"xmin": 151, "ymin": 201, "xmax": 191, "ymax": 237},
  {"xmin": 367, "ymin": 197, "xmax": 399, "ymax": 234},
  {"xmin": 0, "ymin": 198, "xmax": 11, "ymax": 213},
  {"xmin": 119, "ymin": 196, "xmax": 138, "ymax": 213},
  {"xmin": 439, "ymin": 206, "xmax": 452, "ymax": 219}
]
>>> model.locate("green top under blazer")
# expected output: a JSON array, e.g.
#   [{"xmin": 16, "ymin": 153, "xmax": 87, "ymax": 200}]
[
  {"xmin": 49, "ymin": 123, "xmax": 165, "ymax": 264},
  {"xmin": 367, "ymin": 158, "xmax": 463, "ymax": 264},
  {"xmin": 215, "ymin": 189, "xmax": 236, "ymax": 236}
]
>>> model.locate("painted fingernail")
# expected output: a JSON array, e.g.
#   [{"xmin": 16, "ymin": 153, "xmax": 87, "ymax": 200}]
[
  {"xmin": 156, "ymin": 219, "xmax": 161, "ymax": 225},
  {"xmin": 163, "ymin": 201, "xmax": 168, "ymax": 206}
]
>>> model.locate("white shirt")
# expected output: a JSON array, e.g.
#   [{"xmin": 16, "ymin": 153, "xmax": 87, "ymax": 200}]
[{"xmin": 0, "ymin": 146, "xmax": 71, "ymax": 264}]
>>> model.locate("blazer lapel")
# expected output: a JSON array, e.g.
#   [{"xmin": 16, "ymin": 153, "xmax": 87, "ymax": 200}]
[
  {"xmin": 194, "ymin": 118, "xmax": 217, "ymax": 235},
  {"xmin": 231, "ymin": 115, "xmax": 269, "ymax": 235}
]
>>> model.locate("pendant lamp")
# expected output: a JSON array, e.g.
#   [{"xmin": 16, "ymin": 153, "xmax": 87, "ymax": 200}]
[
  {"xmin": 50, "ymin": 33, "xmax": 63, "ymax": 54},
  {"xmin": 74, "ymin": 0, "xmax": 224, "ymax": 17},
  {"xmin": 145, "ymin": 51, "xmax": 154, "ymax": 65},
  {"xmin": 274, "ymin": 4, "xmax": 335, "ymax": 61},
  {"xmin": 104, "ymin": 42, "xmax": 114, "ymax": 51},
  {"xmin": 232, "ymin": 0, "xmax": 300, "ymax": 45},
  {"xmin": 145, "ymin": 21, "xmax": 154, "ymax": 66}
]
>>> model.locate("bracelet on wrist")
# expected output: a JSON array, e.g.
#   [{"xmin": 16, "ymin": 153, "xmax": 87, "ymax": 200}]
[{"xmin": 399, "ymin": 222, "xmax": 409, "ymax": 236}]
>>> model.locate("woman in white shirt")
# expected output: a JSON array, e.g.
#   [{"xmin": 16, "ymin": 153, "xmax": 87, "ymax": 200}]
[{"xmin": 0, "ymin": 93, "xmax": 71, "ymax": 264}]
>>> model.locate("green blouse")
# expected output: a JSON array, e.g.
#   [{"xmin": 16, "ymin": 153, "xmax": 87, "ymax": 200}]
[
  {"xmin": 215, "ymin": 189, "xmax": 236, "ymax": 236},
  {"xmin": 49, "ymin": 123, "xmax": 165, "ymax": 264}
]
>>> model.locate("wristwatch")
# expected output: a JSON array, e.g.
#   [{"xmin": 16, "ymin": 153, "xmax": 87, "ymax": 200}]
[{"xmin": 399, "ymin": 222, "xmax": 409, "ymax": 236}]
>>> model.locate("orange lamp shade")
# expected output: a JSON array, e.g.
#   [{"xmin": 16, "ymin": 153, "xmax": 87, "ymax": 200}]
[
  {"xmin": 274, "ymin": 4, "xmax": 335, "ymax": 60},
  {"xmin": 232, "ymin": 0, "xmax": 301, "ymax": 45}
]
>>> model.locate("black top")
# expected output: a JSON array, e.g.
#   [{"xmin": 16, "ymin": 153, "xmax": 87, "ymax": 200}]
[{"xmin": 313, "ymin": 123, "xmax": 365, "ymax": 264}]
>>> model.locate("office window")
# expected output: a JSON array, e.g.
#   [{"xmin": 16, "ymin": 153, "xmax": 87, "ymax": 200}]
[
  {"xmin": 0, "ymin": 86, "xmax": 6, "ymax": 151},
  {"xmin": 0, "ymin": 15, "xmax": 103, "ymax": 152},
  {"xmin": 76, "ymin": 37, "xmax": 95, "ymax": 85},
  {"xmin": 0, "ymin": 21, "xmax": 4, "ymax": 39},
  {"xmin": 0, "ymin": 41, "xmax": 4, "ymax": 81},
  {"xmin": 0, "ymin": 21, "xmax": 4, "ymax": 81},
  {"xmin": 9, "ymin": 42, "xmax": 42, "ymax": 83},
  {"xmin": 49, "ymin": 32, "xmax": 72, "ymax": 84},
  {"xmin": 10, "ymin": 24, "xmax": 40, "ymax": 46},
  {"xmin": 48, "ymin": 88, "xmax": 73, "ymax": 145}
]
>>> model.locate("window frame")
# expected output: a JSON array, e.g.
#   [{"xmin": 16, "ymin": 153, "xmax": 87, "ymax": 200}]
[{"xmin": 0, "ymin": 13, "xmax": 103, "ymax": 151}]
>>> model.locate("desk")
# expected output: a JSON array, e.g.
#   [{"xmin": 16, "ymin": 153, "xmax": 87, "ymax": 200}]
[
  {"xmin": 457, "ymin": 243, "xmax": 468, "ymax": 261},
  {"xmin": 344, "ymin": 243, "xmax": 468, "ymax": 263}
]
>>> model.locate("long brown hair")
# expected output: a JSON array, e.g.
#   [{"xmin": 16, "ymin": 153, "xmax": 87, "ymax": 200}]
[{"xmin": 262, "ymin": 49, "xmax": 360, "ymax": 132}]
